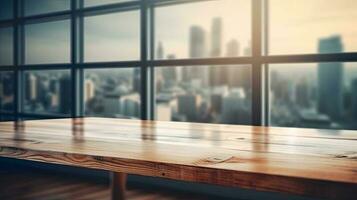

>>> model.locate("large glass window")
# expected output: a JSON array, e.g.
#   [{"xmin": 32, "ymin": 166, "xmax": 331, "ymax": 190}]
[
  {"xmin": 84, "ymin": 0, "xmax": 134, "ymax": 8},
  {"xmin": 24, "ymin": 0, "xmax": 70, "ymax": 16},
  {"xmin": 0, "ymin": 0, "xmax": 356, "ymax": 131},
  {"xmin": 0, "ymin": 27, "xmax": 13, "ymax": 66},
  {"xmin": 269, "ymin": 0, "xmax": 357, "ymax": 55},
  {"xmin": 84, "ymin": 10, "xmax": 140, "ymax": 62},
  {"xmin": 84, "ymin": 68, "xmax": 141, "ymax": 119},
  {"xmin": 0, "ymin": 0, "xmax": 13, "ymax": 20},
  {"xmin": 155, "ymin": 0, "xmax": 251, "ymax": 59},
  {"xmin": 23, "ymin": 70, "xmax": 71, "ymax": 115},
  {"xmin": 155, "ymin": 65, "xmax": 252, "ymax": 124},
  {"xmin": 269, "ymin": 62, "xmax": 357, "ymax": 130},
  {"xmin": 0, "ymin": 71, "xmax": 14, "ymax": 113},
  {"xmin": 25, "ymin": 20, "xmax": 71, "ymax": 65}
]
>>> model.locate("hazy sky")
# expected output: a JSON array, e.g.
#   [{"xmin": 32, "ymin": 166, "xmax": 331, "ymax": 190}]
[
  {"xmin": 270, "ymin": 0, "xmax": 357, "ymax": 54},
  {"xmin": 12, "ymin": 0, "xmax": 357, "ymax": 65}
]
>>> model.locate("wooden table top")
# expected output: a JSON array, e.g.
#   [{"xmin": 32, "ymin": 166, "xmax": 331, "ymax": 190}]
[{"xmin": 0, "ymin": 117, "xmax": 356, "ymax": 199}]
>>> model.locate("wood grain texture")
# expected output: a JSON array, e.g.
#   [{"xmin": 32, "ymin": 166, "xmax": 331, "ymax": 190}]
[{"xmin": 0, "ymin": 117, "xmax": 357, "ymax": 199}]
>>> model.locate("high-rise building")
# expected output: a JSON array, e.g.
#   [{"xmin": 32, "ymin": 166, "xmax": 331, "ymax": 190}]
[
  {"xmin": 85, "ymin": 79, "xmax": 95, "ymax": 103},
  {"xmin": 226, "ymin": 39, "xmax": 239, "ymax": 57},
  {"xmin": 59, "ymin": 76, "xmax": 71, "ymax": 114},
  {"xmin": 317, "ymin": 35, "xmax": 344, "ymax": 119},
  {"xmin": 185, "ymin": 26, "xmax": 206, "ymax": 82},
  {"xmin": 25, "ymin": 73, "xmax": 37, "ymax": 101},
  {"xmin": 133, "ymin": 68, "xmax": 141, "ymax": 92},
  {"xmin": 352, "ymin": 79, "xmax": 357, "ymax": 119},
  {"xmin": 177, "ymin": 94, "xmax": 202, "ymax": 121},
  {"xmin": 211, "ymin": 17, "xmax": 222, "ymax": 57},
  {"xmin": 157, "ymin": 41, "xmax": 164, "ymax": 59}
]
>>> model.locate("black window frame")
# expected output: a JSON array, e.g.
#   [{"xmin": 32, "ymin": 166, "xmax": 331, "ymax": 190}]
[{"xmin": 0, "ymin": 0, "xmax": 356, "ymax": 127}]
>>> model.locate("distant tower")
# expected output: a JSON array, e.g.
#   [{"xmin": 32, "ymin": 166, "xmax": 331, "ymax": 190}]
[
  {"xmin": 59, "ymin": 75, "xmax": 71, "ymax": 114},
  {"xmin": 317, "ymin": 35, "xmax": 344, "ymax": 119},
  {"xmin": 189, "ymin": 26, "xmax": 206, "ymax": 58},
  {"xmin": 133, "ymin": 68, "xmax": 141, "ymax": 93},
  {"xmin": 352, "ymin": 79, "xmax": 357, "ymax": 119},
  {"xmin": 84, "ymin": 79, "xmax": 95, "ymax": 102},
  {"xmin": 25, "ymin": 73, "xmax": 37, "ymax": 101},
  {"xmin": 226, "ymin": 39, "xmax": 239, "ymax": 57},
  {"xmin": 185, "ymin": 26, "xmax": 206, "ymax": 82},
  {"xmin": 157, "ymin": 42, "xmax": 164, "ymax": 59},
  {"xmin": 211, "ymin": 17, "xmax": 222, "ymax": 57}
]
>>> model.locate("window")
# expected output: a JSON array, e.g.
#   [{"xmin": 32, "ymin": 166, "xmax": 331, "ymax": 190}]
[
  {"xmin": 84, "ymin": 0, "xmax": 134, "ymax": 8},
  {"xmin": 84, "ymin": 10, "xmax": 140, "ymax": 62},
  {"xmin": 25, "ymin": 20, "xmax": 70, "ymax": 65},
  {"xmin": 23, "ymin": 70, "xmax": 71, "ymax": 115},
  {"xmin": 0, "ymin": 0, "xmax": 13, "ymax": 20},
  {"xmin": 0, "ymin": 71, "xmax": 14, "ymax": 113},
  {"xmin": 155, "ymin": 0, "xmax": 251, "ymax": 59},
  {"xmin": 0, "ymin": 27, "xmax": 13, "ymax": 66},
  {"xmin": 155, "ymin": 65, "xmax": 252, "ymax": 124},
  {"xmin": 84, "ymin": 68, "xmax": 141, "ymax": 118},
  {"xmin": 269, "ymin": 62, "xmax": 357, "ymax": 130},
  {"xmin": 24, "ymin": 0, "xmax": 70, "ymax": 16},
  {"xmin": 269, "ymin": 0, "xmax": 357, "ymax": 54},
  {"xmin": 0, "ymin": 0, "xmax": 356, "ymax": 131}
]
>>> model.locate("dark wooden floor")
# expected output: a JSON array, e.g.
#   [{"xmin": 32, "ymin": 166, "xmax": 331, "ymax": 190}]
[{"xmin": 0, "ymin": 170, "xmax": 224, "ymax": 200}]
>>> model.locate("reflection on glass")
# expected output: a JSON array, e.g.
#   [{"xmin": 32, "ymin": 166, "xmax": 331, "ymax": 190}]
[
  {"xmin": 24, "ymin": 0, "xmax": 70, "ymax": 16},
  {"xmin": 270, "ymin": 0, "xmax": 357, "ymax": 54},
  {"xmin": 84, "ymin": 0, "xmax": 133, "ymax": 7},
  {"xmin": 155, "ymin": 0, "xmax": 251, "ymax": 59},
  {"xmin": 0, "ymin": 71, "xmax": 14, "ymax": 112},
  {"xmin": 24, "ymin": 70, "xmax": 71, "ymax": 114},
  {"xmin": 270, "ymin": 62, "xmax": 357, "ymax": 130},
  {"xmin": 84, "ymin": 68, "xmax": 141, "ymax": 119},
  {"xmin": 0, "ymin": 27, "xmax": 13, "ymax": 66},
  {"xmin": 25, "ymin": 20, "xmax": 70, "ymax": 64},
  {"xmin": 0, "ymin": 0, "xmax": 13, "ymax": 20},
  {"xmin": 155, "ymin": 65, "xmax": 252, "ymax": 125},
  {"xmin": 84, "ymin": 11, "xmax": 140, "ymax": 62}
]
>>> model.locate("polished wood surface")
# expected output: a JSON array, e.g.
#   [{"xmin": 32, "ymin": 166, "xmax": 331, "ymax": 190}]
[{"xmin": 0, "ymin": 117, "xmax": 356, "ymax": 199}]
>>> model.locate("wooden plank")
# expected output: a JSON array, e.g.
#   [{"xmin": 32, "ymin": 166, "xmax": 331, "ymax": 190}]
[{"xmin": 0, "ymin": 118, "xmax": 356, "ymax": 199}]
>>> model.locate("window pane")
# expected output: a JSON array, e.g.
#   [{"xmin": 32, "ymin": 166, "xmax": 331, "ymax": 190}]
[
  {"xmin": 0, "ymin": 27, "xmax": 13, "ymax": 66},
  {"xmin": 270, "ymin": 0, "xmax": 357, "ymax": 54},
  {"xmin": 24, "ymin": 70, "xmax": 71, "ymax": 115},
  {"xmin": 24, "ymin": 0, "xmax": 70, "ymax": 16},
  {"xmin": 0, "ymin": 0, "xmax": 13, "ymax": 20},
  {"xmin": 84, "ymin": 11, "xmax": 140, "ymax": 62},
  {"xmin": 84, "ymin": 68, "xmax": 141, "ymax": 119},
  {"xmin": 0, "ymin": 71, "xmax": 14, "ymax": 113},
  {"xmin": 155, "ymin": 65, "xmax": 252, "ymax": 124},
  {"xmin": 25, "ymin": 20, "xmax": 70, "ymax": 65},
  {"xmin": 84, "ymin": 0, "xmax": 134, "ymax": 7},
  {"xmin": 155, "ymin": 0, "xmax": 251, "ymax": 59},
  {"xmin": 269, "ymin": 62, "xmax": 357, "ymax": 130}
]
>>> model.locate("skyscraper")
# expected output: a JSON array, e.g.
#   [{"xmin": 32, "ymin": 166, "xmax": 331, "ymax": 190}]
[
  {"xmin": 209, "ymin": 18, "xmax": 224, "ymax": 87},
  {"xmin": 59, "ymin": 75, "xmax": 71, "ymax": 114},
  {"xmin": 185, "ymin": 26, "xmax": 206, "ymax": 82},
  {"xmin": 211, "ymin": 17, "xmax": 222, "ymax": 57},
  {"xmin": 157, "ymin": 41, "xmax": 164, "ymax": 59},
  {"xmin": 352, "ymin": 79, "xmax": 357, "ymax": 119},
  {"xmin": 317, "ymin": 35, "xmax": 344, "ymax": 119},
  {"xmin": 133, "ymin": 68, "xmax": 141, "ymax": 93}
]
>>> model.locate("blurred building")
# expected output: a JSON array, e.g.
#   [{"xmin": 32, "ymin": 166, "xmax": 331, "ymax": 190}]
[{"xmin": 318, "ymin": 35, "xmax": 344, "ymax": 120}]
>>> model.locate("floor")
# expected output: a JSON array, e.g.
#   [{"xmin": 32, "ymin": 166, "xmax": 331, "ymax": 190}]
[{"xmin": 0, "ymin": 170, "xmax": 224, "ymax": 200}]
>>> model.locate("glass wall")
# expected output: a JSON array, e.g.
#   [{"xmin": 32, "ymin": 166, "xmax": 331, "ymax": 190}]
[
  {"xmin": 155, "ymin": 65, "xmax": 251, "ymax": 124},
  {"xmin": 0, "ymin": 0, "xmax": 356, "ymax": 130}
]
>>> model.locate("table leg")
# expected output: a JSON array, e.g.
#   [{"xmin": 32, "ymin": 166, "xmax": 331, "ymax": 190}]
[{"xmin": 111, "ymin": 172, "xmax": 127, "ymax": 200}]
